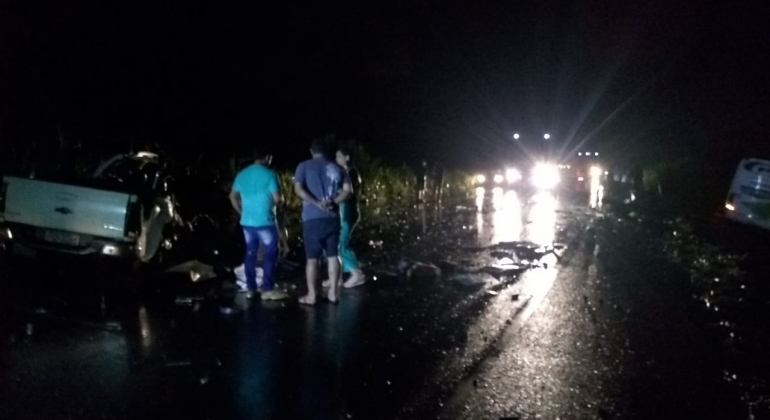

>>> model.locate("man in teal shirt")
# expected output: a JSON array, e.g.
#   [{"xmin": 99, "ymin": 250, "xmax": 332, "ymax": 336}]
[{"xmin": 229, "ymin": 148, "xmax": 288, "ymax": 301}]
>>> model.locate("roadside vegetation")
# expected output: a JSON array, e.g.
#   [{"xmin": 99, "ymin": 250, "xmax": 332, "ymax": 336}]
[{"xmin": 0, "ymin": 135, "xmax": 476, "ymax": 251}]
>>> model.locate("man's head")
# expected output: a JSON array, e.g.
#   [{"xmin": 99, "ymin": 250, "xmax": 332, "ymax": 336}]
[
  {"xmin": 335, "ymin": 146, "xmax": 352, "ymax": 168},
  {"xmin": 253, "ymin": 147, "xmax": 273, "ymax": 166},
  {"xmin": 310, "ymin": 138, "xmax": 327, "ymax": 158}
]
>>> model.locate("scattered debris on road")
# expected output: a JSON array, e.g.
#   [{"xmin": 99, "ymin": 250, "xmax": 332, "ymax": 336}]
[{"xmin": 165, "ymin": 260, "xmax": 217, "ymax": 282}]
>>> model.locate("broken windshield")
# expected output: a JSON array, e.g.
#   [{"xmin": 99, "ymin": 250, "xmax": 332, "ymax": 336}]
[{"xmin": 101, "ymin": 158, "xmax": 160, "ymax": 191}]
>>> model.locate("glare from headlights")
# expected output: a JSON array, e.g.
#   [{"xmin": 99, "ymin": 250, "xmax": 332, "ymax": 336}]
[
  {"xmin": 475, "ymin": 174, "xmax": 486, "ymax": 184},
  {"xmin": 493, "ymin": 174, "xmax": 504, "ymax": 184},
  {"xmin": 590, "ymin": 166, "xmax": 603, "ymax": 178},
  {"xmin": 505, "ymin": 168, "xmax": 521, "ymax": 183},
  {"xmin": 475, "ymin": 187, "xmax": 485, "ymax": 210},
  {"xmin": 532, "ymin": 163, "xmax": 560, "ymax": 190}
]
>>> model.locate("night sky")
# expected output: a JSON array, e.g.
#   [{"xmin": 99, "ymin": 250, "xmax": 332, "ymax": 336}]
[{"xmin": 1, "ymin": 0, "xmax": 768, "ymax": 170}]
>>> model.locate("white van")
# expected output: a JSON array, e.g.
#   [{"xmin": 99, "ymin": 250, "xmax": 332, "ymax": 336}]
[{"xmin": 725, "ymin": 158, "xmax": 770, "ymax": 230}]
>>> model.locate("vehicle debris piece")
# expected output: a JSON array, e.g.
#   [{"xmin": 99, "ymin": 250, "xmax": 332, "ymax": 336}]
[
  {"xmin": 408, "ymin": 263, "xmax": 441, "ymax": 278},
  {"xmin": 174, "ymin": 296, "xmax": 206, "ymax": 306},
  {"xmin": 220, "ymin": 306, "xmax": 236, "ymax": 315},
  {"xmin": 490, "ymin": 250, "xmax": 512, "ymax": 260},
  {"xmin": 480, "ymin": 264, "xmax": 524, "ymax": 278},
  {"xmin": 174, "ymin": 297, "xmax": 193, "ymax": 306},
  {"xmin": 451, "ymin": 274, "xmax": 486, "ymax": 287},
  {"xmin": 398, "ymin": 259, "xmax": 442, "ymax": 278},
  {"xmin": 165, "ymin": 260, "xmax": 217, "ymax": 282},
  {"xmin": 164, "ymin": 360, "xmax": 193, "ymax": 368}
]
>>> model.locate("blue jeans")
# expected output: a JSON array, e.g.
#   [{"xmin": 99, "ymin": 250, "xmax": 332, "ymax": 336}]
[{"xmin": 243, "ymin": 225, "xmax": 278, "ymax": 291}]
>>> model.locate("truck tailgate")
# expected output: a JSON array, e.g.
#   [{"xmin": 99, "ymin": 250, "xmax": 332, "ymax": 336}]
[{"xmin": 3, "ymin": 177, "xmax": 133, "ymax": 239}]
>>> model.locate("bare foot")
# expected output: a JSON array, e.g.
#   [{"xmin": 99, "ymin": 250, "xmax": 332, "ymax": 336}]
[
  {"xmin": 343, "ymin": 270, "xmax": 366, "ymax": 288},
  {"xmin": 322, "ymin": 278, "xmax": 343, "ymax": 288},
  {"xmin": 298, "ymin": 294, "xmax": 316, "ymax": 306}
]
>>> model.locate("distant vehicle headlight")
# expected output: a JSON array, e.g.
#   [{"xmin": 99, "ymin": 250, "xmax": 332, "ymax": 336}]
[
  {"xmin": 475, "ymin": 174, "xmax": 486, "ymax": 184},
  {"xmin": 590, "ymin": 166, "xmax": 603, "ymax": 178},
  {"xmin": 532, "ymin": 163, "xmax": 560, "ymax": 190},
  {"xmin": 493, "ymin": 174, "xmax": 504, "ymax": 184},
  {"xmin": 505, "ymin": 168, "xmax": 521, "ymax": 183}
]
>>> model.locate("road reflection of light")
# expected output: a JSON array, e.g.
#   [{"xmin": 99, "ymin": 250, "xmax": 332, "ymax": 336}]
[
  {"xmin": 589, "ymin": 171, "xmax": 604, "ymax": 209},
  {"xmin": 138, "ymin": 306, "xmax": 153, "ymax": 353},
  {"xmin": 475, "ymin": 187, "xmax": 485, "ymax": 211},
  {"xmin": 518, "ymin": 261, "xmax": 559, "ymax": 316},
  {"xmin": 526, "ymin": 192, "xmax": 557, "ymax": 245},
  {"xmin": 491, "ymin": 190, "xmax": 522, "ymax": 244},
  {"xmin": 491, "ymin": 187, "xmax": 504, "ymax": 208}
]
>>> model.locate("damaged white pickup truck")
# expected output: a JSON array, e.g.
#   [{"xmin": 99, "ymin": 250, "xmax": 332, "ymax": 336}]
[{"xmin": 0, "ymin": 152, "xmax": 183, "ymax": 265}]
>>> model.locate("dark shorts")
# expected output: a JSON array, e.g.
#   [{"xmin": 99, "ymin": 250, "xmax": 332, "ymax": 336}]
[{"xmin": 303, "ymin": 217, "xmax": 341, "ymax": 260}]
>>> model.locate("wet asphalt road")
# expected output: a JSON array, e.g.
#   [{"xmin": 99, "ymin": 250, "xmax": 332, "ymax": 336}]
[
  {"xmin": 0, "ymin": 187, "xmax": 749, "ymax": 419},
  {"xmin": 442, "ymin": 214, "xmax": 744, "ymax": 420}
]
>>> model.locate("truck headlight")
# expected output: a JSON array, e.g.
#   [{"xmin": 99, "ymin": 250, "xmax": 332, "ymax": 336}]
[
  {"xmin": 532, "ymin": 163, "xmax": 560, "ymax": 190},
  {"xmin": 505, "ymin": 168, "xmax": 521, "ymax": 183}
]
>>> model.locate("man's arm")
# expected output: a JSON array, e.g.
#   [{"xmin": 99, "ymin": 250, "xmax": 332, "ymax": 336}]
[
  {"xmin": 294, "ymin": 182, "xmax": 329, "ymax": 210},
  {"xmin": 269, "ymin": 173, "xmax": 283, "ymax": 208},
  {"xmin": 332, "ymin": 167, "xmax": 353, "ymax": 205},
  {"xmin": 349, "ymin": 167, "xmax": 362, "ymax": 197},
  {"xmin": 332, "ymin": 181, "xmax": 352, "ymax": 205},
  {"xmin": 229, "ymin": 189, "xmax": 242, "ymax": 215},
  {"xmin": 272, "ymin": 190, "xmax": 285, "ymax": 229}
]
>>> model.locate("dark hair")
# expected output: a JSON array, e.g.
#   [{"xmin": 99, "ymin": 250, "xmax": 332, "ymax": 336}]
[
  {"xmin": 337, "ymin": 146, "xmax": 353, "ymax": 160},
  {"xmin": 253, "ymin": 147, "xmax": 272, "ymax": 161},
  {"xmin": 310, "ymin": 138, "xmax": 327, "ymax": 155}
]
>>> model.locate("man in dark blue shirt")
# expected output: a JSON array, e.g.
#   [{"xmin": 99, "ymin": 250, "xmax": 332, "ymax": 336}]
[{"xmin": 294, "ymin": 138, "xmax": 352, "ymax": 304}]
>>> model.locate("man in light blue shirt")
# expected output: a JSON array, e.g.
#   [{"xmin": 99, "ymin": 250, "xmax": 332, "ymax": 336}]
[{"xmin": 229, "ymin": 148, "xmax": 288, "ymax": 301}]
